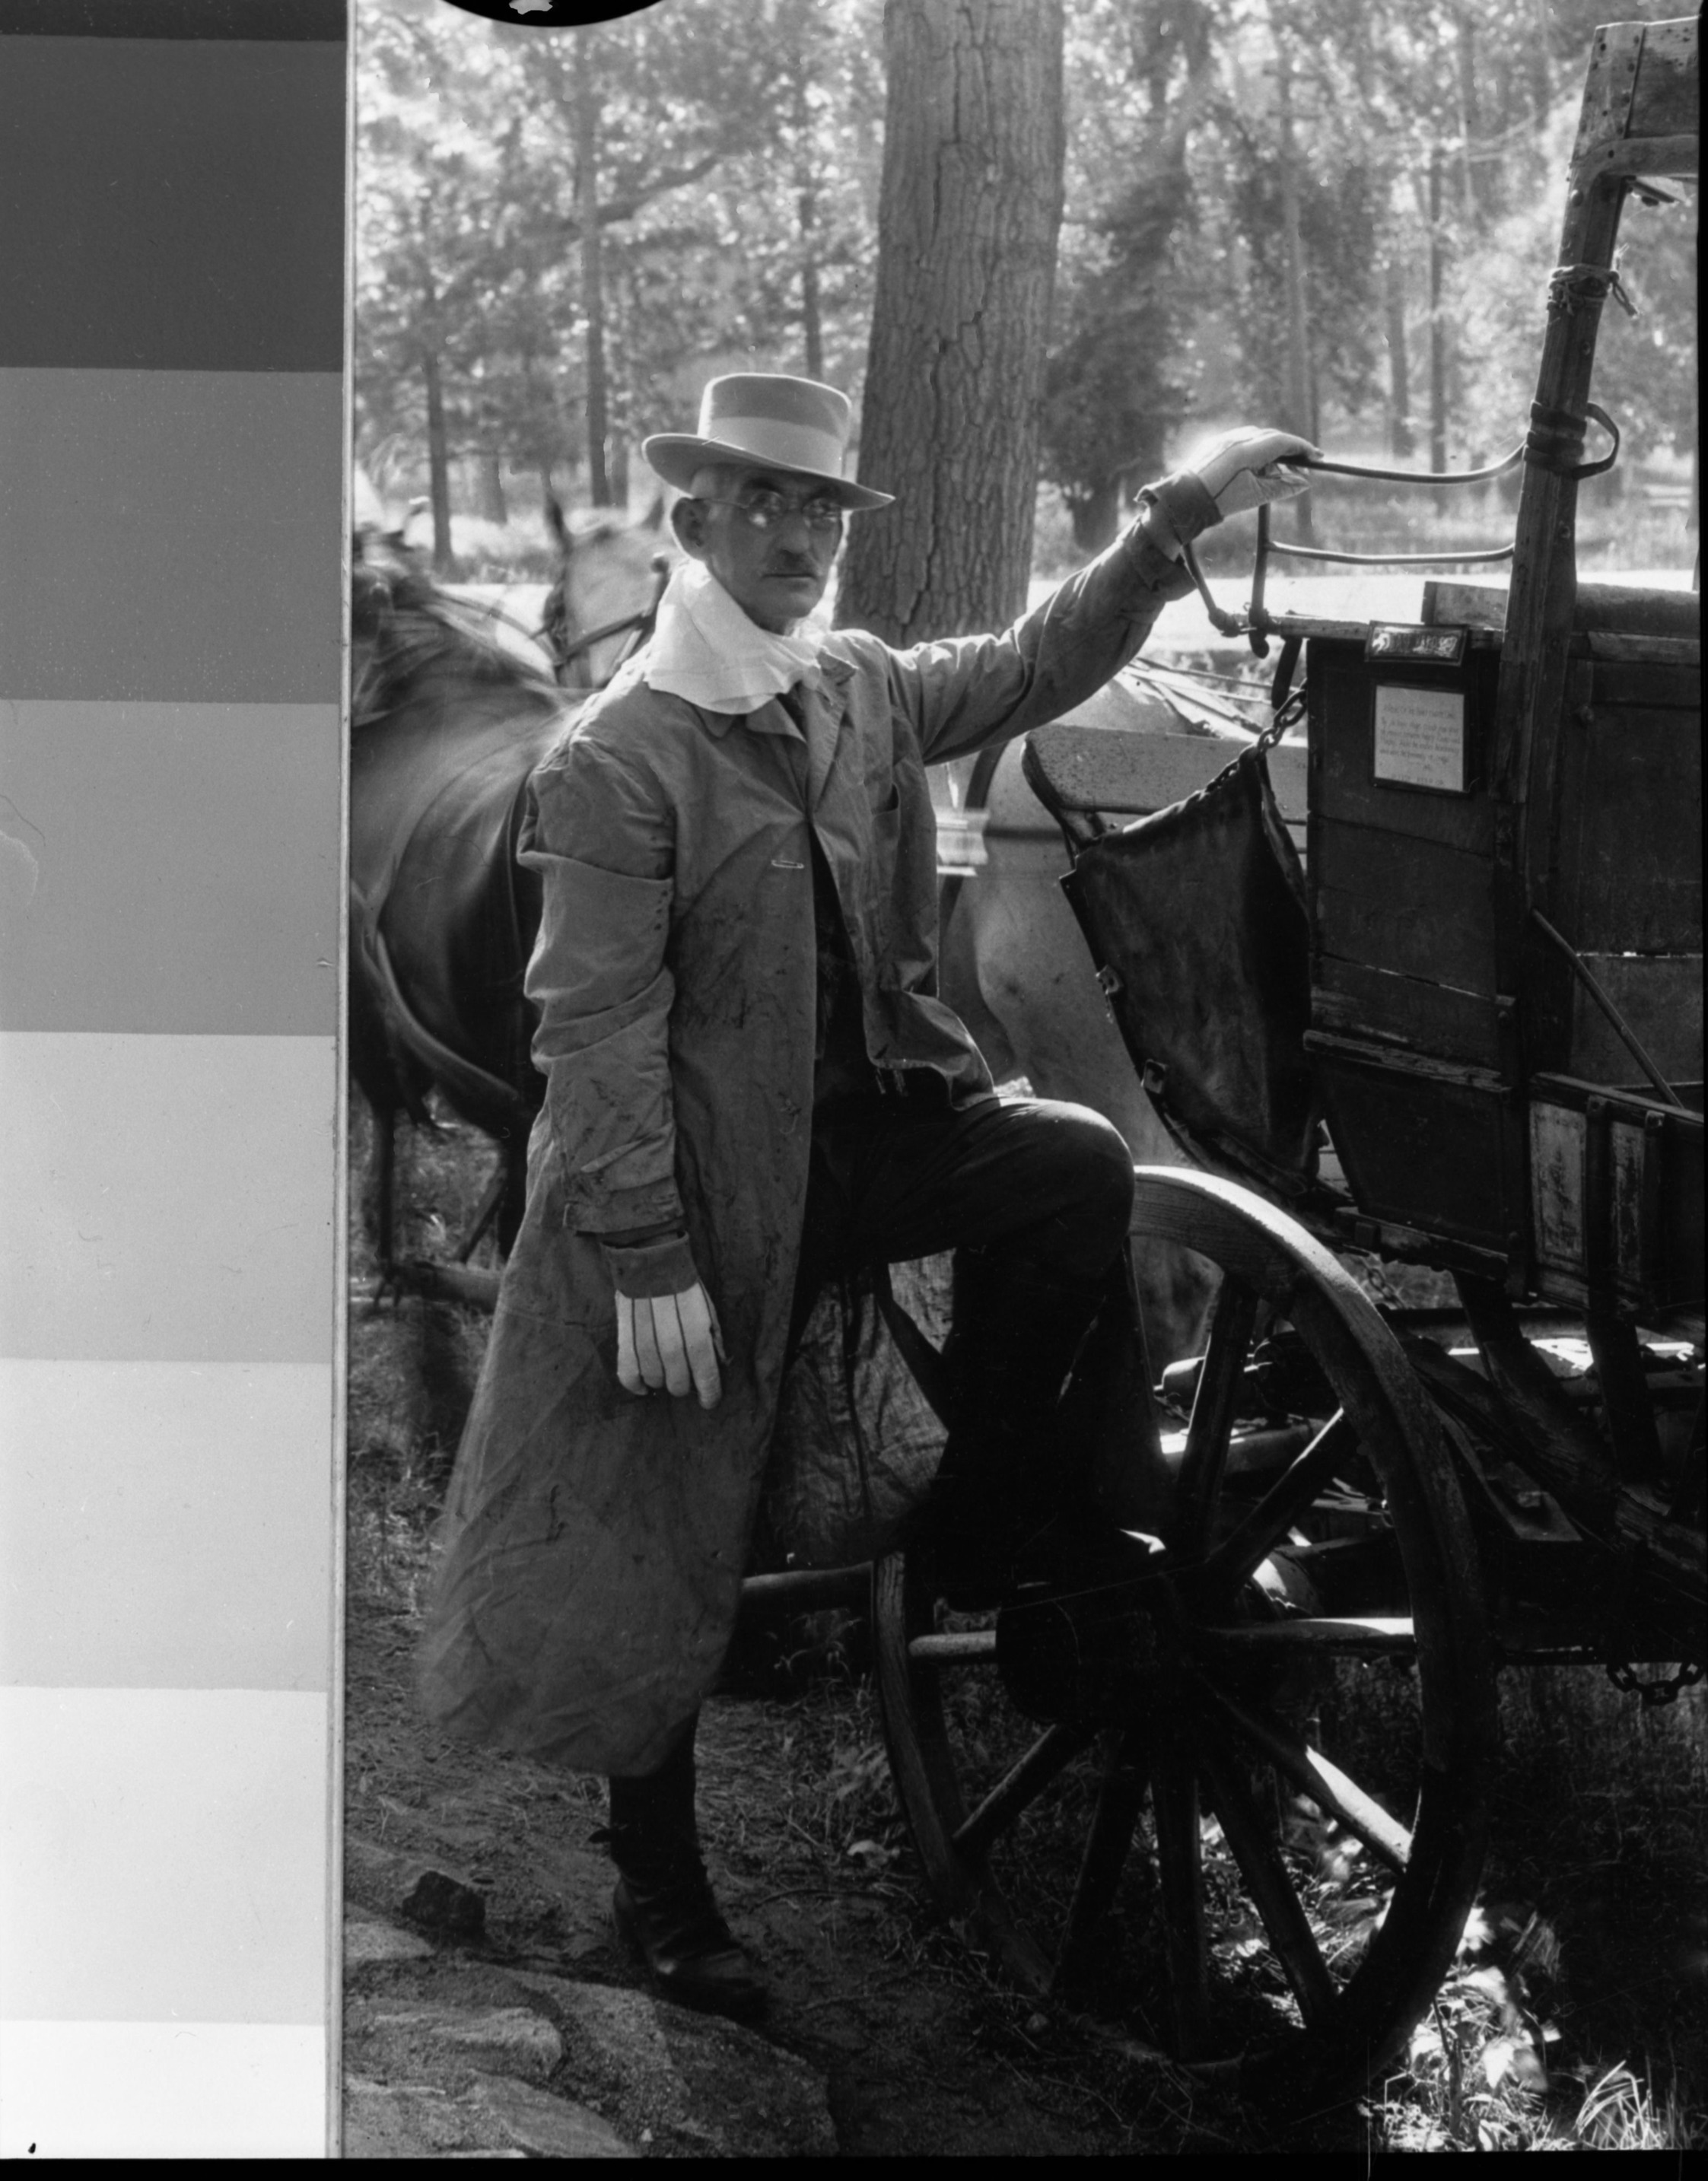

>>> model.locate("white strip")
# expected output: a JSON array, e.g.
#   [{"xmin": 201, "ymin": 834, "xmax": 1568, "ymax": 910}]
[
  {"xmin": 1, "ymin": 1687, "xmax": 332, "ymax": 2029},
  {"xmin": 0, "ymin": 2019, "xmax": 327, "ymax": 2159},
  {"xmin": 0, "ymin": 1031, "xmax": 337, "ymax": 1363},
  {"xmin": 0, "ymin": 1359, "xmax": 334, "ymax": 1690}
]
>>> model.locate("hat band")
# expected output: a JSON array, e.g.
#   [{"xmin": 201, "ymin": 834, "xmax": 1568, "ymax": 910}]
[{"xmin": 702, "ymin": 413, "xmax": 846, "ymax": 479}]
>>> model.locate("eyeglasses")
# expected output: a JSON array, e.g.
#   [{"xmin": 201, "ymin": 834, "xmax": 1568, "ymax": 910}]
[{"xmin": 697, "ymin": 489, "xmax": 846, "ymax": 536}]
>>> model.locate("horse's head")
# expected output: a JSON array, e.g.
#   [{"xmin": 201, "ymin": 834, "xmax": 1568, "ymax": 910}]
[
  {"xmin": 540, "ymin": 495, "xmax": 672, "ymax": 691},
  {"xmin": 349, "ymin": 532, "xmax": 558, "ymax": 731}
]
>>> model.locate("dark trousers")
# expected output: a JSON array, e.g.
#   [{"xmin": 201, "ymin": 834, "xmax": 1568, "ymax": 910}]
[
  {"xmin": 612, "ymin": 1093, "xmax": 1134, "ymax": 1789},
  {"xmin": 786, "ymin": 1088, "xmax": 1136, "ymax": 1356}
]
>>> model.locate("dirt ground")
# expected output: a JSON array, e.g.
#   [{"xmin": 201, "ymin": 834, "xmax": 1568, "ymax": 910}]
[
  {"xmin": 341, "ymin": 1117, "xmax": 1344, "ymax": 2155},
  {"xmin": 343, "ymin": 1111, "xmax": 1706, "ymax": 2157},
  {"xmin": 345, "ymin": 1580, "xmax": 1369, "ymax": 2157}
]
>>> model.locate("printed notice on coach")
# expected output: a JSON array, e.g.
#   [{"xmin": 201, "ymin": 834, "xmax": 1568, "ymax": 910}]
[{"xmin": 1372, "ymin": 683, "xmax": 1467, "ymax": 793}]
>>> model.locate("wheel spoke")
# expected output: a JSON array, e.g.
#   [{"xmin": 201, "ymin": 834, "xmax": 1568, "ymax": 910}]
[
  {"xmin": 1191, "ymin": 1672, "xmax": 1412, "ymax": 1873},
  {"xmin": 1197, "ymin": 1409, "xmax": 1357, "ymax": 1589},
  {"xmin": 908, "ymin": 1629, "xmax": 998, "ymax": 1664},
  {"xmin": 1152, "ymin": 1747, "xmax": 1212, "ymax": 2059},
  {"xmin": 1054, "ymin": 1726, "xmax": 1151, "ymax": 1995},
  {"xmin": 1171, "ymin": 1276, "xmax": 1261, "ymax": 1559},
  {"xmin": 876, "ymin": 1172, "xmax": 1496, "ymax": 2104},
  {"xmin": 952, "ymin": 1722, "xmax": 1094, "ymax": 1862},
  {"xmin": 1196, "ymin": 1733, "xmax": 1336, "ymax": 2028},
  {"xmin": 1190, "ymin": 1616, "xmax": 1416, "ymax": 1660}
]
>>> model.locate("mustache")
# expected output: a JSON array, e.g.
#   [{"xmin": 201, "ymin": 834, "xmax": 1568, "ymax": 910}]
[{"xmin": 766, "ymin": 560, "xmax": 822, "ymax": 577}]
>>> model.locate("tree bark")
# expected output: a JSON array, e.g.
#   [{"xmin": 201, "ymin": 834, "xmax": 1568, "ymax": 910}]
[
  {"xmin": 423, "ymin": 345, "xmax": 453, "ymax": 572},
  {"xmin": 573, "ymin": 42, "xmax": 612, "ymax": 508},
  {"xmin": 840, "ymin": 0, "xmax": 1066, "ymax": 645}
]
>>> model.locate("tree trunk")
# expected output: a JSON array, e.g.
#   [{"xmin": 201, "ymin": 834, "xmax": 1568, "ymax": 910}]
[
  {"xmin": 1455, "ymin": 7, "xmax": 1481, "ymax": 219},
  {"xmin": 1384, "ymin": 257, "xmax": 1414, "ymax": 459},
  {"xmin": 799, "ymin": 192, "xmax": 825, "ymax": 380},
  {"xmin": 1068, "ymin": 477, "xmax": 1123, "ymax": 555},
  {"xmin": 840, "ymin": 0, "xmax": 1066, "ymax": 645},
  {"xmin": 790, "ymin": 43, "xmax": 825, "ymax": 379},
  {"xmin": 1428, "ymin": 145, "xmax": 1449, "ymax": 474},
  {"xmin": 423, "ymin": 346, "xmax": 453, "ymax": 573},
  {"xmin": 573, "ymin": 43, "xmax": 612, "ymax": 508},
  {"xmin": 1274, "ymin": 30, "xmax": 1316, "ymax": 545},
  {"xmin": 476, "ymin": 453, "xmax": 507, "ymax": 524},
  {"xmin": 1527, "ymin": 0, "xmax": 1553, "ymax": 129}
]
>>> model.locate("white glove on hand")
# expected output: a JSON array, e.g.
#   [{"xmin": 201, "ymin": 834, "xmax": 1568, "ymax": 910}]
[
  {"xmin": 616, "ymin": 1282, "xmax": 725, "ymax": 1410},
  {"xmin": 1187, "ymin": 426, "xmax": 1319, "ymax": 518}
]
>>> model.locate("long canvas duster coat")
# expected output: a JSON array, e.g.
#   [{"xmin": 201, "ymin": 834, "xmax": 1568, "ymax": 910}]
[{"xmin": 417, "ymin": 526, "xmax": 1194, "ymax": 1776}]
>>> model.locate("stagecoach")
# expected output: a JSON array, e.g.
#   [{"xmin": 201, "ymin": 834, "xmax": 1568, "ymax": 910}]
[{"xmin": 351, "ymin": 14, "xmax": 1700, "ymax": 2107}]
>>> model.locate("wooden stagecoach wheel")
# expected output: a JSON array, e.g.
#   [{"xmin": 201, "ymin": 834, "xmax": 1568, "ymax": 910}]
[{"xmin": 872, "ymin": 1166, "xmax": 1499, "ymax": 2106}]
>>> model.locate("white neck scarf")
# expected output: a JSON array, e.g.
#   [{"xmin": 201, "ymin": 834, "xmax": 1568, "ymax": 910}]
[{"xmin": 641, "ymin": 561, "xmax": 825, "ymax": 715}]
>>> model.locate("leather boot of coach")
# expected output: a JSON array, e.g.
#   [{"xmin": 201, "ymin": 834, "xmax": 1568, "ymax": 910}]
[{"xmin": 607, "ymin": 1727, "xmax": 768, "ymax": 2024}]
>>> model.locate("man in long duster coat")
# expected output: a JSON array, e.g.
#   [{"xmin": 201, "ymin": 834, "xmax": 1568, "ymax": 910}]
[{"xmin": 418, "ymin": 374, "xmax": 1312, "ymax": 2019}]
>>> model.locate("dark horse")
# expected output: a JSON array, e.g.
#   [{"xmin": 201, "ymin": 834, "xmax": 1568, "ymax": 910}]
[
  {"xmin": 350, "ymin": 539, "xmax": 574, "ymax": 1270},
  {"xmin": 350, "ymin": 514, "xmax": 671, "ymax": 1279}
]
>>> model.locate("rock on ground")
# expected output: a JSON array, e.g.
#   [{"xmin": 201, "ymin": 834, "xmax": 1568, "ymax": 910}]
[{"xmin": 344, "ymin": 1936, "xmax": 835, "ymax": 2159}]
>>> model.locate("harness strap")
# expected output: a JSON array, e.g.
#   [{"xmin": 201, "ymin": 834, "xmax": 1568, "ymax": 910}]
[{"xmin": 1524, "ymin": 399, "xmax": 1621, "ymax": 482}]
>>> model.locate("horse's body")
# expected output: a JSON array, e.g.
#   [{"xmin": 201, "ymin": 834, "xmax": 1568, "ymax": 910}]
[
  {"xmin": 350, "ymin": 545, "xmax": 573, "ymax": 1260},
  {"xmin": 939, "ymin": 682, "xmax": 1228, "ymax": 1360}
]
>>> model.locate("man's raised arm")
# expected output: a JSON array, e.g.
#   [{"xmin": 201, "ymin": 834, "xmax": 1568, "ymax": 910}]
[{"xmin": 889, "ymin": 427, "xmax": 1316, "ymax": 769}]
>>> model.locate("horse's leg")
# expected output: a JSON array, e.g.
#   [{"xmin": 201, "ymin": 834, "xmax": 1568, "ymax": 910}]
[
  {"xmin": 377, "ymin": 1106, "xmax": 395, "ymax": 1264},
  {"xmin": 453, "ymin": 1148, "xmax": 510, "ymax": 1264},
  {"xmin": 359, "ymin": 1100, "xmax": 406, "ymax": 1315}
]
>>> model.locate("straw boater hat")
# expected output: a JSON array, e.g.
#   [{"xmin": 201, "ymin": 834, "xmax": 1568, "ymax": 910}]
[{"xmin": 643, "ymin": 374, "xmax": 893, "ymax": 510}]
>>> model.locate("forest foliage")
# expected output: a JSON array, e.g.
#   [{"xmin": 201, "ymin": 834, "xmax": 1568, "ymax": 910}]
[{"xmin": 355, "ymin": 0, "xmax": 1697, "ymax": 558}]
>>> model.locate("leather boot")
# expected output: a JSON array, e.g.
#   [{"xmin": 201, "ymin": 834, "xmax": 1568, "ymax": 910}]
[
  {"xmin": 607, "ymin": 1728, "xmax": 768, "ymax": 2023},
  {"xmin": 924, "ymin": 1252, "xmax": 1114, "ymax": 1610}
]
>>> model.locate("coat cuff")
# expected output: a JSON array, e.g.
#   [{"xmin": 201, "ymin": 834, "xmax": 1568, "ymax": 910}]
[
  {"xmin": 601, "ymin": 1231, "xmax": 701, "ymax": 1299},
  {"xmin": 1118, "ymin": 514, "xmax": 1201, "ymax": 594},
  {"xmin": 1142, "ymin": 471, "xmax": 1224, "ymax": 548}
]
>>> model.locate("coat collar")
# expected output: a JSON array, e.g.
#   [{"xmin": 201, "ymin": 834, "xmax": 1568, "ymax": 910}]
[{"xmin": 694, "ymin": 663, "xmax": 851, "ymax": 808}]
